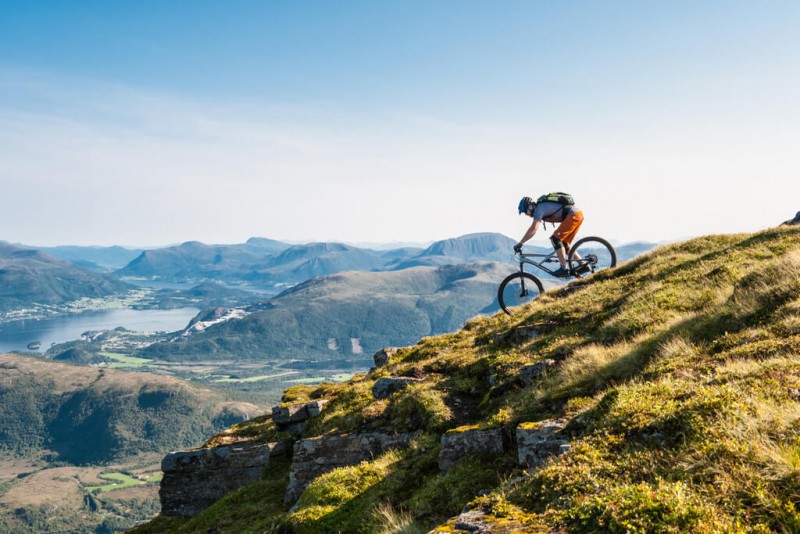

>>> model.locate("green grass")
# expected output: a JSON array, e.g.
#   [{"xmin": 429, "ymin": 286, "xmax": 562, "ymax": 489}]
[
  {"xmin": 101, "ymin": 351, "xmax": 153, "ymax": 368},
  {"xmin": 138, "ymin": 227, "xmax": 800, "ymax": 533},
  {"xmin": 85, "ymin": 472, "xmax": 146, "ymax": 494},
  {"xmin": 287, "ymin": 438, "xmax": 509, "ymax": 533}
]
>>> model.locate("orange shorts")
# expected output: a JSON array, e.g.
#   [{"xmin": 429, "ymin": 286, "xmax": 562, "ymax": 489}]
[{"xmin": 552, "ymin": 210, "xmax": 584, "ymax": 246}]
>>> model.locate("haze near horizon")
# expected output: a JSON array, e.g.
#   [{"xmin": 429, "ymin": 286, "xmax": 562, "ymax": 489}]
[{"xmin": 1, "ymin": 1, "xmax": 798, "ymax": 247}]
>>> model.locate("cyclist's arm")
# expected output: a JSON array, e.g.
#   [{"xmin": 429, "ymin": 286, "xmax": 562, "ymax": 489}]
[{"xmin": 518, "ymin": 219, "xmax": 542, "ymax": 246}]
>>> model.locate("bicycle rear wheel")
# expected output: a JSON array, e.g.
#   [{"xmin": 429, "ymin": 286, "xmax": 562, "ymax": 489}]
[
  {"xmin": 568, "ymin": 236, "xmax": 616, "ymax": 278},
  {"xmin": 497, "ymin": 272, "xmax": 544, "ymax": 315}
]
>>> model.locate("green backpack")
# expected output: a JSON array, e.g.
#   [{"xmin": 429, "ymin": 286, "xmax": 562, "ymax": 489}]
[{"xmin": 537, "ymin": 192, "xmax": 574, "ymax": 206}]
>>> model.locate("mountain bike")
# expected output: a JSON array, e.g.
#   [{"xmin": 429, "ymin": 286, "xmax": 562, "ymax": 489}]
[{"xmin": 497, "ymin": 236, "xmax": 617, "ymax": 314}]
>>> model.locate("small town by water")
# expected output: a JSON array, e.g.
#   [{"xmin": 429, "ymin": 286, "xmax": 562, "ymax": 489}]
[{"xmin": 0, "ymin": 307, "xmax": 200, "ymax": 355}]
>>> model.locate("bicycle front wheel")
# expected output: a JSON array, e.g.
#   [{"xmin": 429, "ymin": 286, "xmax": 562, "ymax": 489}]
[
  {"xmin": 568, "ymin": 237, "xmax": 617, "ymax": 278},
  {"xmin": 497, "ymin": 272, "xmax": 544, "ymax": 315}
]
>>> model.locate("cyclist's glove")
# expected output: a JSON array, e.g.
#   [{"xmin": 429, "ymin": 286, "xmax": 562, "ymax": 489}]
[{"xmin": 513, "ymin": 243, "xmax": 523, "ymax": 253}]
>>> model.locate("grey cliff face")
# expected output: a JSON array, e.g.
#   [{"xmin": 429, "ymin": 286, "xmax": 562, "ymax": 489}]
[
  {"xmin": 160, "ymin": 441, "xmax": 285, "ymax": 517},
  {"xmin": 438, "ymin": 428, "xmax": 505, "ymax": 472},
  {"xmin": 284, "ymin": 431, "xmax": 417, "ymax": 503},
  {"xmin": 371, "ymin": 377, "xmax": 423, "ymax": 399},
  {"xmin": 516, "ymin": 419, "xmax": 571, "ymax": 468}
]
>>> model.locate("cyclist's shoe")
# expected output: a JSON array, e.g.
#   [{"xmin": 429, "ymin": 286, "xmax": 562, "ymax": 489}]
[
  {"xmin": 552, "ymin": 267, "xmax": 571, "ymax": 278},
  {"xmin": 575, "ymin": 265, "xmax": 591, "ymax": 275}
]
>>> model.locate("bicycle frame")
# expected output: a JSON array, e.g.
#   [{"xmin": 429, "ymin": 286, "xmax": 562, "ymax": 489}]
[
  {"xmin": 514, "ymin": 249, "xmax": 592, "ymax": 278},
  {"xmin": 515, "ymin": 251, "xmax": 564, "ymax": 277}
]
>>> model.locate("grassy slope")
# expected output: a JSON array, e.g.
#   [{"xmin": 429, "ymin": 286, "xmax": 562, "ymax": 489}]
[{"xmin": 137, "ymin": 226, "xmax": 800, "ymax": 533}]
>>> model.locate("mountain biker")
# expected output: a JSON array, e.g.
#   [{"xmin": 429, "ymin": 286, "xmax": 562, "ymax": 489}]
[{"xmin": 514, "ymin": 195, "xmax": 584, "ymax": 278}]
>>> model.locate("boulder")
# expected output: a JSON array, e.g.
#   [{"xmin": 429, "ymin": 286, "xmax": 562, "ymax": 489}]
[
  {"xmin": 271, "ymin": 399, "xmax": 329, "ymax": 436},
  {"xmin": 272, "ymin": 403, "xmax": 310, "ymax": 425},
  {"xmin": 519, "ymin": 359, "xmax": 557, "ymax": 386},
  {"xmin": 372, "ymin": 377, "xmax": 422, "ymax": 399},
  {"xmin": 373, "ymin": 347, "xmax": 401, "ymax": 367},
  {"xmin": 781, "ymin": 211, "xmax": 800, "ymax": 226},
  {"xmin": 160, "ymin": 441, "xmax": 285, "ymax": 517},
  {"xmin": 285, "ymin": 431, "xmax": 416, "ymax": 503},
  {"xmin": 454, "ymin": 510, "xmax": 496, "ymax": 533},
  {"xmin": 306, "ymin": 399, "xmax": 329, "ymax": 416},
  {"xmin": 439, "ymin": 427, "xmax": 504, "ymax": 472},
  {"xmin": 452, "ymin": 509, "xmax": 526, "ymax": 532},
  {"xmin": 516, "ymin": 419, "xmax": 570, "ymax": 468}
]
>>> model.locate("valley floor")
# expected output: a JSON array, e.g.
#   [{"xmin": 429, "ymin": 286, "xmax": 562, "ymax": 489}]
[{"xmin": 0, "ymin": 452, "xmax": 163, "ymax": 533}]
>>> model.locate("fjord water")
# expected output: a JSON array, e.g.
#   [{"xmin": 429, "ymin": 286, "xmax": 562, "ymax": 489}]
[{"xmin": 0, "ymin": 307, "xmax": 199, "ymax": 354}]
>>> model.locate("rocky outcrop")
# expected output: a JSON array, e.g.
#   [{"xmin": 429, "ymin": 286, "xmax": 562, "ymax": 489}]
[
  {"xmin": 439, "ymin": 427, "xmax": 505, "ymax": 472},
  {"xmin": 373, "ymin": 347, "xmax": 401, "ymax": 367},
  {"xmin": 285, "ymin": 431, "xmax": 416, "ymax": 503},
  {"xmin": 781, "ymin": 212, "xmax": 800, "ymax": 226},
  {"xmin": 519, "ymin": 359, "xmax": 557, "ymax": 386},
  {"xmin": 272, "ymin": 399, "xmax": 329, "ymax": 436},
  {"xmin": 454, "ymin": 510, "xmax": 497, "ymax": 532},
  {"xmin": 516, "ymin": 419, "xmax": 570, "ymax": 468},
  {"xmin": 372, "ymin": 377, "xmax": 422, "ymax": 399},
  {"xmin": 160, "ymin": 441, "xmax": 285, "ymax": 517},
  {"xmin": 451, "ymin": 509, "xmax": 526, "ymax": 532}
]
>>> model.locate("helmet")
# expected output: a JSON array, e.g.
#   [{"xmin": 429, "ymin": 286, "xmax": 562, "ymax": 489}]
[{"xmin": 518, "ymin": 196, "xmax": 533, "ymax": 215}]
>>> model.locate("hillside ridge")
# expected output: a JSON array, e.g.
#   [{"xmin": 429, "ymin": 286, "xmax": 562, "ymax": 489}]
[
  {"xmin": 0, "ymin": 242, "xmax": 132, "ymax": 315},
  {"xmin": 137, "ymin": 226, "xmax": 800, "ymax": 532},
  {"xmin": 0, "ymin": 353, "xmax": 258, "ymax": 463}
]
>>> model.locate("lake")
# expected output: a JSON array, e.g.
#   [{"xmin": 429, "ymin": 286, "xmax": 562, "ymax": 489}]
[{"xmin": 0, "ymin": 307, "xmax": 199, "ymax": 354}]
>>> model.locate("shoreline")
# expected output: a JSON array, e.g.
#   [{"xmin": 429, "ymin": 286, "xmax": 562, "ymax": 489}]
[{"xmin": 0, "ymin": 288, "xmax": 171, "ymax": 325}]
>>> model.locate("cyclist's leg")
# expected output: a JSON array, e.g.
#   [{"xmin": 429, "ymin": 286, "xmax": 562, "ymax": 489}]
[
  {"xmin": 551, "ymin": 211, "xmax": 584, "ymax": 265},
  {"xmin": 550, "ymin": 235, "xmax": 569, "ymax": 267}
]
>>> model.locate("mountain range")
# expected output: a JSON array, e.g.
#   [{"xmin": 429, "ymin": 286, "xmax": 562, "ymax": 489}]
[
  {"xmin": 115, "ymin": 233, "xmax": 526, "ymax": 288},
  {"xmin": 12, "ymin": 234, "xmax": 659, "ymax": 305},
  {"xmin": 1, "ymin": 234, "xmax": 659, "ymax": 362},
  {"xmin": 32, "ymin": 244, "xmax": 144, "ymax": 272}
]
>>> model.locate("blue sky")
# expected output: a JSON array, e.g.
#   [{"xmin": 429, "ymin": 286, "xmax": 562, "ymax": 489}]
[{"xmin": 1, "ymin": 1, "xmax": 798, "ymax": 246}]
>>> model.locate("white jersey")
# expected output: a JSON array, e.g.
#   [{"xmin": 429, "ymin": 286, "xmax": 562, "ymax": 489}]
[{"xmin": 532, "ymin": 201, "xmax": 579, "ymax": 223}]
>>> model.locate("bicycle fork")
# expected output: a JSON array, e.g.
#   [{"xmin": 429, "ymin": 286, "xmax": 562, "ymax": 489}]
[{"xmin": 518, "ymin": 265, "xmax": 529, "ymax": 297}]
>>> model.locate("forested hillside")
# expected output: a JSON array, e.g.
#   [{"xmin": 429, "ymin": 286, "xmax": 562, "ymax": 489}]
[{"xmin": 0, "ymin": 354, "xmax": 258, "ymax": 464}]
